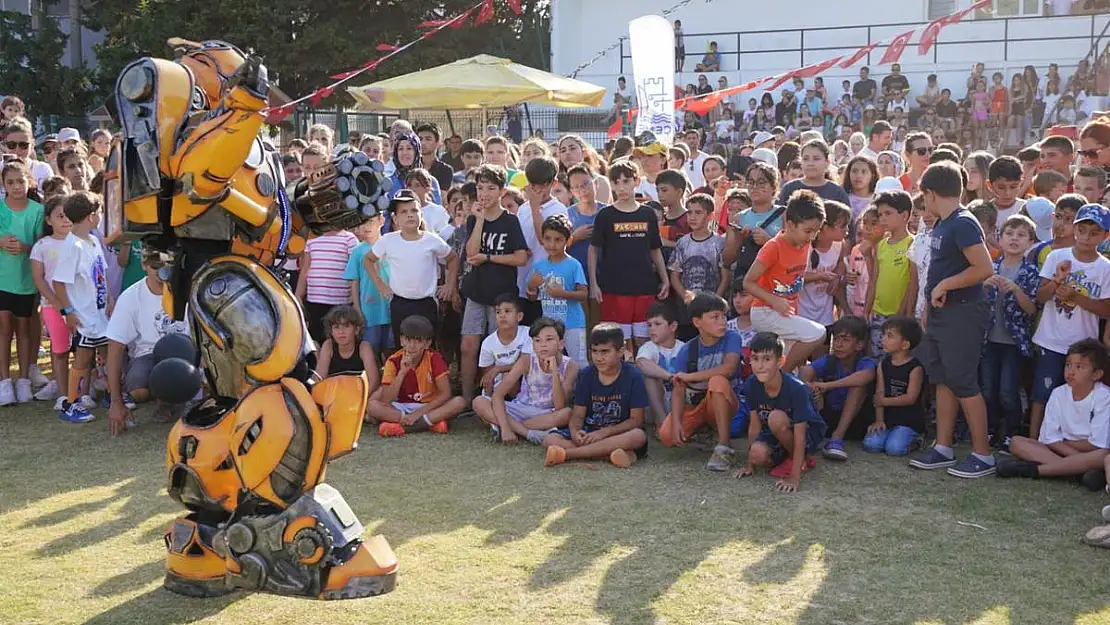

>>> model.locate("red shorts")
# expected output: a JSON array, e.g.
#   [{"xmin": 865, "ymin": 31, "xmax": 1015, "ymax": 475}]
[{"xmin": 600, "ymin": 294, "xmax": 655, "ymax": 325}]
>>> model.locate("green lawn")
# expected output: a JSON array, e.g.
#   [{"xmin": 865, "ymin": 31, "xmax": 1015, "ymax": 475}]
[{"xmin": 1, "ymin": 400, "xmax": 1109, "ymax": 625}]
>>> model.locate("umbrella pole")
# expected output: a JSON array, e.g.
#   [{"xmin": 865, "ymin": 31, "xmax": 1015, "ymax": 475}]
[
  {"xmin": 524, "ymin": 103, "xmax": 534, "ymax": 138},
  {"xmin": 445, "ymin": 110, "xmax": 456, "ymax": 137}
]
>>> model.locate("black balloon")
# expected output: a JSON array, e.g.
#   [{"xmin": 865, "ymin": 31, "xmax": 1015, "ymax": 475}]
[
  {"xmin": 153, "ymin": 333, "xmax": 199, "ymax": 366},
  {"xmin": 150, "ymin": 358, "xmax": 203, "ymax": 405}
]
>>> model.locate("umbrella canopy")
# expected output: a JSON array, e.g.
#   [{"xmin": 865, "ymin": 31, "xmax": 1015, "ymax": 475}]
[{"xmin": 347, "ymin": 54, "xmax": 606, "ymax": 111}]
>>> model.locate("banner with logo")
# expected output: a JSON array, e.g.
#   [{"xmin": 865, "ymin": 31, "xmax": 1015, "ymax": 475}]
[{"xmin": 629, "ymin": 15, "xmax": 676, "ymax": 144}]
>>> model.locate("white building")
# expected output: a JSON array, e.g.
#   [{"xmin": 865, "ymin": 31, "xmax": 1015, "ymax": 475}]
[{"xmin": 551, "ymin": 0, "xmax": 1110, "ymax": 107}]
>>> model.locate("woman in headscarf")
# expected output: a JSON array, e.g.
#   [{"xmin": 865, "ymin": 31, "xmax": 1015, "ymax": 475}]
[{"xmin": 387, "ymin": 131, "xmax": 442, "ymax": 204}]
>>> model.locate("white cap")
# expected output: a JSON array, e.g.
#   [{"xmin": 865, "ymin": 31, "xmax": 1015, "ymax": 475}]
[
  {"xmin": 57, "ymin": 127, "xmax": 81, "ymax": 144},
  {"xmin": 750, "ymin": 148, "xmax": 777, "ymax": 167},
  {"xmin": 875, "ymin": 176, "xmax": 903, "ymax": 193},
  {"xmin": 751, "ymin": 131, "xmax": 775, "ymax": 148},
  {"xmin": 1024, "ymin": 196, "xmax": 1055, "ymax": 242}
]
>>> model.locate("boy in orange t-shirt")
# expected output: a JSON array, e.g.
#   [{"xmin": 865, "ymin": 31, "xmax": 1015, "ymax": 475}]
[
  {"xmin": 367, "ymin": 315, "xmax": 467, "ymax": 437},
  {"xmin": 743, "ymin": 189, "xmax": 828, "ymax": 372}
]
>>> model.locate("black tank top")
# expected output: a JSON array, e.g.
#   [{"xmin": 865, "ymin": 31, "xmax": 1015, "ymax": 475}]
[{"xmin": 330, "ymin": 343, "xmax": 365, "ymax": 375}]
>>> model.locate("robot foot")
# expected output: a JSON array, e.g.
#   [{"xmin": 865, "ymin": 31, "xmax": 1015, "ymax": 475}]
[
  {"xmin": 164, "ymin": 514, "xmax": 236, "ymax": 598},
  {"xmin": 319, "ymin": 535, "xmax": 398, "ymax": 600}
]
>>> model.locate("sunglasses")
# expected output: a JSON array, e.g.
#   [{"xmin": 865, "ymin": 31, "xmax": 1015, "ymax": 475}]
[
  {"xmin": 1079, "ymin": 148, "xmax": 1104, "ymax": 159},
  {"xmin": 910, "ymin": 146, "xmax": 935, "ymax": 156},
  {"xmin": 4, "ymin": 141, "xmax": 29, "ymax": 150}
]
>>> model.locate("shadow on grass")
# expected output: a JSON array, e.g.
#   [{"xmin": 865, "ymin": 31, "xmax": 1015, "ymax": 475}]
[{"xmin": 81, "ymin": 589, "xmax": 242, "ymax": 625}]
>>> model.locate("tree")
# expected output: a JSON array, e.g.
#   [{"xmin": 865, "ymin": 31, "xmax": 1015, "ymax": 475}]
[
  {"xmin": 0, "ymin": 10, "xmax": 97, "ymax": 119},
  {"xmin": 82, "ymin": 0, "xmax": 550, "ymax": 108}
]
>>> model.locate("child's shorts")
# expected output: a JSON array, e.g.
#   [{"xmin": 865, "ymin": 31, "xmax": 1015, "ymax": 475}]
[
  {"xmin": 753, "ymin": 425, "xmax": 825, "ymax": 465},
  {"xmin": 1032, "ymin": 347, "xmax": 1067, "ymax": 404},
  {"xmin": 659, "ymin": 375, "xmax": 738, "ymax": 447},
  {"xmin": 916, "ymin": 299, "xmax": 987, "ymax": 399},
  {"xmin": 364, "ymin": 323, "xmax": 393, "ymax": 353},
  {"xmin": 461, "ymin": 299, "xmax": 497, "ymax": 337},
  {"xmin": 123, "ymin": 354, "xmax": 155, "ymax": 393},
  {"xmin": 564, "ymin": 327, "xmax": 587, "ymax": 366},
  {"xmin": 42, "ymin": 306, "xmax": 71, "ymax": 354},
  {"xmin": 391, "ymin": 401, "xmax": 426, "ymax": 415},
  {"xmin": 601, "ymin": 294, "xmax": 656, "ymax": 339},
  {"xmin": 751, "ymin": 307, "xmax": 827, "ymax": 344},
  {"xmin": 0, "ymin": 290, "xmax": 35, "ymax": 318},
  {"xmin": 72, "ymin": 331, "xmax": 108, "ymax": 352},
  {"xmin": 505, "ymin": 399, "xmax": 556, "ymax": 422}
]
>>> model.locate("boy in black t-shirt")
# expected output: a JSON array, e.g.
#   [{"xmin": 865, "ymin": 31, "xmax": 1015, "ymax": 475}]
[
  {"xmin": 863, "ymin": 316, "xmax": 926, "ymax": 456},
  {"xmin": 459, "ymin": 164, "xmax": 529, "ymax": 404},
  {"xmin": 589, "ymin": 161, "xmax": 670, "ymax": 355}
]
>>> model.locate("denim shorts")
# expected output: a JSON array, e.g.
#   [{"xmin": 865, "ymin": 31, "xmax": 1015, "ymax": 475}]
[
  {"xmin": 363, "ymin": 324, "xmax": 393, "ymax": 353},
  {"xmin": 753, "ymin": 424, "xmax": 825, "ymax": 465},
  {"xmin": 1031, "ymin": 347, "xmax": 1067, "ymax": 404}
]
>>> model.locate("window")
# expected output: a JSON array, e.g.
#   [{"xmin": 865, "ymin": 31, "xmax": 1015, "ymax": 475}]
[
  {"xmin": 928, "ymin": 0, "xmax": 958, "ymax": 20},
  {"xmin": 975, "ymin": 0, "xmax": 1043, "ymax": 18}
]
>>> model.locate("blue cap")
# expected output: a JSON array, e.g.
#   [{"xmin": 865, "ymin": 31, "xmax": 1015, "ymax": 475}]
[{"xmin": 1074, "ymin": 203, "xmax": 1110, "ymax": 231}]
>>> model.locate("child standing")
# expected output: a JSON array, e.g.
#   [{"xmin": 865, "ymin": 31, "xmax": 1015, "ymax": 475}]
[
  {"xmin": 801, "ymin": 316, "xmax": 877, "ymax": 461},
  {"xmin": 864, "ymin": 316, "xmax": 926, "ymax": 456},
  {"xmin": 842, "ymin": 155, "xmax": 878, "ymax": 223},
  {"xmin": 868, "ymin": 190, "xmax": 915, "ymax": 356},
  {"xmin": 29, "ymin": 196, "xmax": 70, "ymax": 406},
  {"xmin": 476, "ymin": 317, "xmax": 578, "ymax": 445},
  {"xmin": 0, "ymin": 161, "xmax": 44, "ymax": 405},
  {"xmin": 1027, "ymin": 193, "xmax": 1082, "ymax": 270},
  {"xmin": 909, "ymin": 162, "xmax": 996, "ymax": 478},
  {"xmin": 985, "ymin": 156, "xmax": 1026, "ymax": 236},
  {"xmin": 367, "ymin": 315, "xmax": 467, "ymax": 436},
  {"xmin": 527, "ymin": 215, "xmax": 588, "ymax": 365},
  {"xmin": 297, "ymin": 225, "xmax": 358, "ymax": 345},
  {"xmin": 636, "ymin": 302, "xmax": 684, "ymax": 428},
  {"xmin": 669, "ymin": 194, "xmax": 728, "ymax": 303},
  {"xmin": 981, "ymin": 214, "xmax": 1040, "ymax": 453},
  {"xmin": 846, "ymin": 206, "xmax": 880, "ymax": 318},
  {"xmin": 543, "ymin": 323, "xmax": 650, "ymax": 468},
  {"xmin": 744, "ymin": 189, "xmax": 828, "ymax": 373},
  {"xmin": 907, "ymin": 194, "xmax": 938, "ymax": 322},
  {"xmin": 661, "ymin": 293, "xmax": 744, "ymax": 471},
  {"xmin": 737, "ymin": 332, "xmax": 828, "ymax": 493},
  {"xmin": 776, "ymin": 141, "xmax": 848, "ymax": 206},
  {"xmin": 315, "ymin": 306, "xmax": 380, "ymax": 395},
  {"xmin": 1000, "ymin": 339, "xmax": 1110, "ymax": 481},
  {"xmin": 345, "ymin": 216, "xmax": 392, "ymax": 359},
  {"xmin": 798, "ymin": 200, "xmax": 849, "ymax": 328},
  {"xmin": 590, "ymin": 161, "xmax": 669, "ymax": 353},
  {"xmin": 1030, "ymin": 204, "xmax": 1110, "ymax": 439},
  {"xmin": 52, "ymin": 192, "xmax": 111, "ymax": 423}
]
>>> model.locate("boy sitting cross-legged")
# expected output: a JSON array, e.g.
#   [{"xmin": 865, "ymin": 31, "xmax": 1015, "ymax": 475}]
[
  {"xmin": 543, "ymin": 323, "xmax": 650, "ymax": 468},
  {"xmin": 659, "ymin": 292, "xmax": 744, "ymax": 472},
  {"xmin": 863, "ymin": 315, "xmax": 927, "ymax": 456},
  {"xmin": 799, "ymin": 315, "xmax": 877, "ymax": 462},
  {"xmin": 474, "ymin": 317, "xmax": 578, "ymax": 445},
  {"xmin": 998, "ymin": 339, "xmax": 1110, "ymax": 483},
  {"xmin": 636, "ymin": 301, "xmax": 685, "ymax": 428},
  {"xmin": 737, "ymin": 332, "xmax": 828, "ymax": 493},
  {"xmin": 367, "ymin": 315, "xmax": 467, "ymax": 436}
]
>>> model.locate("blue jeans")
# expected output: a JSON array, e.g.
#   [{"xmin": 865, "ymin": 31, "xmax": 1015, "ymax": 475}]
[
  {"xmin": 980, "ymin": 341, "xmax": 1023, "ymax": 438},
  {"xmin": 863, "ymin": 425, "xmax": 920, "ymax": 456},
  {"xmin": 1032, "ymin": 347, "xmax": 1067, "ymax": 404},
  {"xmin": 364, "ymin": 324, "xmax": 394, "ymax": 354}
]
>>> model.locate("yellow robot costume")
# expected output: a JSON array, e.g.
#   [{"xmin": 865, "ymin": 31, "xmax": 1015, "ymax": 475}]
[{"xmin": 103, "ymin": 38, "xmax": 397, "ymax": 599}]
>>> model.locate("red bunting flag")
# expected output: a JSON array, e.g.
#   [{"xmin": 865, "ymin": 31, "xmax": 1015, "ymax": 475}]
[
  {"xmin": 795, "ymin": 56, "xmax": 843, "ymax": 78},
  {"xmin": 839, "ymin": 42, "xmax": 880, "ymax": 69},
  {"xmin": 330, "ymin": 69, "xmax": 361, "ymax": 81},
  {"xmin": 879, "ymin": 29, "xmax": 915, "ymax": 65},
  {"xmin": 309, "ymin": 84, "xmax": 338, "ymax": 106},
  {"xmin": 361, "ymin": 58, "xmax": 381, "ymax": 69},
  {"xmin": 475, "ymin": 0, "xmax": 495, "ymax": 25},
  {"xmin": 919, "ymin": 0, "xmax": 989, "ymax": 54},
  {"xmin": 418, "ymin": 19, "xmax": 451, "ymax": 28},
  {"xmin": 450, "ymin": 8, "xmax": 474, "ymax": 27},
  {"xmin": 266, "ymin": 102, "xmax": 296, "ymax": 125},
  {"xmin": 505, "ymin": 0, "xmax": 522, "ymax": 15},
  {"xmin": 376, "ymin": 43, "xmax": 399, "ymax": 52}
]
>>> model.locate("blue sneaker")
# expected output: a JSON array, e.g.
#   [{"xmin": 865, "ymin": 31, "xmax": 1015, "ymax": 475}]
[
  {"xmin": 822, "ymin": 438, "xmax": 848, "ymax": 461},
  {"xmin": 58, "ymin": 401, "xmax": 94, "ymax": 424},
  {"xmin": 909, "ymin": 448, "xmax": 957, "ymax": 470},
  {"xmin": 947, "ymin": 454, "xmax": 996, "ymax": 479}
]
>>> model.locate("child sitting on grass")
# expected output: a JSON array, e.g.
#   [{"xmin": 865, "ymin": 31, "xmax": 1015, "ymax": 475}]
[
  {"xmin": 660, "ymin": 292, "xmax": 744, "ymax": 472},
  {"xmin": 315, "ymin": 306, "xmax": 380, "ymax": 393},
  {"xmin": 636, "ymin": 302, "xmax": 684, "ymax": 428},
  {"xmin": 737, "ymin": 332, "xmax": 828, "ymax": 493},
  {"xmin": 864, "ymin": 316, "xmax": 926, "ymax": 456},
  {"xmin": 367, "ymin": 315, "xmax": 466, "ymax": 436},
  {"xmin": 999, "ymin": 339, "xmax": 1110, "ymax": 484},
  {"xmin": 800, "ymin": 315, "xmax": 877, "ymax": 462},
  {"xmin": 477, "ymin": 293, "xmax": 531, "ymax": 396},
  {"xmin": 543, "ymin": 322, "xmax": 649, "ymax": 468},
  {"xmin": 475, "ymin": 317, "xmax": 578, "ymax": 445}
]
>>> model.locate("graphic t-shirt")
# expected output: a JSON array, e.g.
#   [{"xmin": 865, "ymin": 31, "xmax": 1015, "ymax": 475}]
[
  {"xmin": 105, "ymin": 279, "xmax": 189, "ymax": 357},
  {"xmin": 670, "ymin": 233, "xmax": 726, "ymax": 295},
  {"xmin": 752, "ymin": 234, "xmax": 809, "ymax": 314},
  {"xmin": 516, "ymin": 198, "xmax": 568, "ymax": 296},
  {"xmin": 29, "ymin": 236, "xmax": 66, "ymax": 306},
  {"xmin": 573, "ymin": 362, "xmax": 649, "ymax": 431},
  {"xmin": 52, "ymin": 232, "xmax": 109, "ymax": 338},
  {"xmin": 674, "ymin": 330, "xmax": 745, "ymax": 400},
  {"xmin": 798, "ymin": 240, "xmax": 843, "ymax": 326},
  {"xmin": 743, "ymin": 372, "xmax": 828, "ymax": 440},
  {"xmin": 591, "ymin": 204, "xmax": 663, "ymax": 296},
  {"xmin": 0, "ymin": 198, "xmax": 44, "ymax": 295},
  {"xmin": 344, "ymin": 241, "xmax": 391, "ymax": 327},
  {"xmin": 530, "ymin": 256, "xmax": 587, "ymax": 329},
  {"xmin": 927, "ymin": 208, "xmax": 986, "ymax": 304},
  {"xmin": 636, "ymin": 339, "xmax": 686, "ymax": 407},
  {"xmin": 873, "ymin": 234, "xmax": 913, "ymax": 316},
  {"xmin": 809, "ymin": 354, "xmax": 877, "ymax": 412},
  {"xmin": 1033, "ymin": 247, "xmax": 1110, "ymax": 354},
  {"xmin": 479, "ymin": 326, "xmax": 533, "ymax": 391},
  {"xmin": 463, "ymin": 210, "xmax": 528, "ymax": 305},
  {"xmin": 382, "ymin": 349, "xmax": 449, "ymax": 404}
]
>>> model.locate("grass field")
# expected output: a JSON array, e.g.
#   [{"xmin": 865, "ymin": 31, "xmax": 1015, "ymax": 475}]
[{"xmin": 2, "ymin": 400, "xmax": 1110, "ymax": 625}]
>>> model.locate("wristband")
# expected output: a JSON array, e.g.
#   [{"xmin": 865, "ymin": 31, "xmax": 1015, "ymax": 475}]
[{"xmin": 60, "ymin": 307, "xmax": 72, "ymax": 315}]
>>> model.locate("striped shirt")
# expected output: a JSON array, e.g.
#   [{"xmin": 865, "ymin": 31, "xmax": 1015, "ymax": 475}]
[{"xmin": 305, "ymin": 230, "xmax": 358, "ymax": 304}]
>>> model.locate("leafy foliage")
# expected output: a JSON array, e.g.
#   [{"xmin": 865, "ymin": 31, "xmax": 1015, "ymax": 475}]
[{"xmin": 0, "ymin": 10, "xmax": 97, "ymax": 119}]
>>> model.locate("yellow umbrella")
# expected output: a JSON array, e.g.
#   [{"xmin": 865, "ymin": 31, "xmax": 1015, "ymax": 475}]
[{"xmin": 347, "ymin": 54, "xmax": 606, "ymax": 110}]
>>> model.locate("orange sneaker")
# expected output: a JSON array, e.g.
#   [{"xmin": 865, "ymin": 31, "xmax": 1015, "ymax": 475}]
[
  {"xmin": 545, "ymin": 445, "xmax": 567, "ymax": 467},
  {"xmin": 378, "ymin": 422, "xmax": 406, "ymax": 438},
  {"xmin": 429, "ymin": 420, "xmax": 448, "ymax": 434},
  {"xmin": 609, "ymin": 449, "xmax": 636, "ymax": 468},
  {"xmin": 769, "ymin": 455, "xmax": 816, "ymax": 478}
]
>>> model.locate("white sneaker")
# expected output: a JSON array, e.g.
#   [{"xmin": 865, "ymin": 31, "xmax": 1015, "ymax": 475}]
[
  {"xmin": 28, "ymin": 364, "xmax": 50, "ymax": 388},
  {"xmin": 15, "ymin": 378, "xmax": 32, "ymax": 403},
  {"xmin": 53, "ymin": 396, "xmax": 67, "ymax": 411},
  {"xmin": 33, "ymin": 380, "xmax": 58, "ymax": 401},
  {"xmin": 0, "ymin": 379, "xmax": 14, "ymax": 406},
  {"xmin": 79, "ymin": 394, "xmax": 97, "ymax": 410}
]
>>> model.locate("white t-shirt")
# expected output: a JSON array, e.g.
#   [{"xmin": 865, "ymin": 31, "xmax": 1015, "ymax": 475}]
[
  {"xmin": 1034, "ymin": 248, "xmax": 1110, "ymax": 354},
  {"xmin": 105, "ymin": 279, "xmax": 189, "ymax": 357},
  {"xmin": 798, "ymin": 241, "xmax": 842, "ymax": 327},
  {"xmin": 423, "ymin": 203, "xmax": 450, "ymax": 235},
  {"xmin": 516, "ymin": 198, "xmax": 568, "ymax": 296},
  {"xmin": 29, "ymin": 236, "xmax": 67, "ymax": 306},
  {"xmin": 635, "ymin": 179, "xmax": 659, "ymax": 202},
  {"xmin": 686, "ymin": 151, "xmax": 708, "ymax": 189},
  {"xmin": 51, "ymin": 232, "xmax": 109, "ymax": 338},
  {"xmin": 636, "ymin": 339, "xmax": 686, "ymax": 406},
  {"xmin": 715, "ymin": 119, "xmax": 733, "ymax": 140},
  {"xmin": 28, "ymin": 160, "xmax": 53, "ymax": 186},
  {"xmin": 1040, "ymin": 382, "xmax": 1110, "ymax": 447},
  {"xmin": 478, "ymin": 326, "xmax": 533, "ymax": 368},
  {"xmin": 859, "ymin": 146, "xmax": 880, "ymax": 162},
  {"xmin": 993, "ymin": 199, "xmax": 1026, "ymax": 238},
  {"xmin": 371, "ymin": 231, "xmax": 451, "ymax": 299}
]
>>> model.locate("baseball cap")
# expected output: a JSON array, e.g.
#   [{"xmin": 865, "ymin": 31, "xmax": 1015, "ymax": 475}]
[
  {"xmin": 1023, "ymin": 197, "xmax": 1055, "ymax": 241},
  {"xmin": 40, "ymin": 134, "xmax": 58, "ymax": 147},
  {"xmin": 388, "ymin": 188, "xmax": 419, "ymax": 212},
  {"xmin": 875, "ymin": 177, "xmax": 903, "ymax": 193},
  {"xmin": 750, "ymin": 148, "xmax": 777, "ymax": 167},
  {"xmin": 57, "ymin": 127, "xmax": 81, "ymax": 144},
  {"xmin": 633, "ymin": 141, "xmax": 668, "ymax": 157},
  {"xmin": 752, "ymin": 131, "xmax": 774, "ymax": 148},
  {"xmin": 1074, "ymin": 203, "xmax": 1110, "ymax": 231}
]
